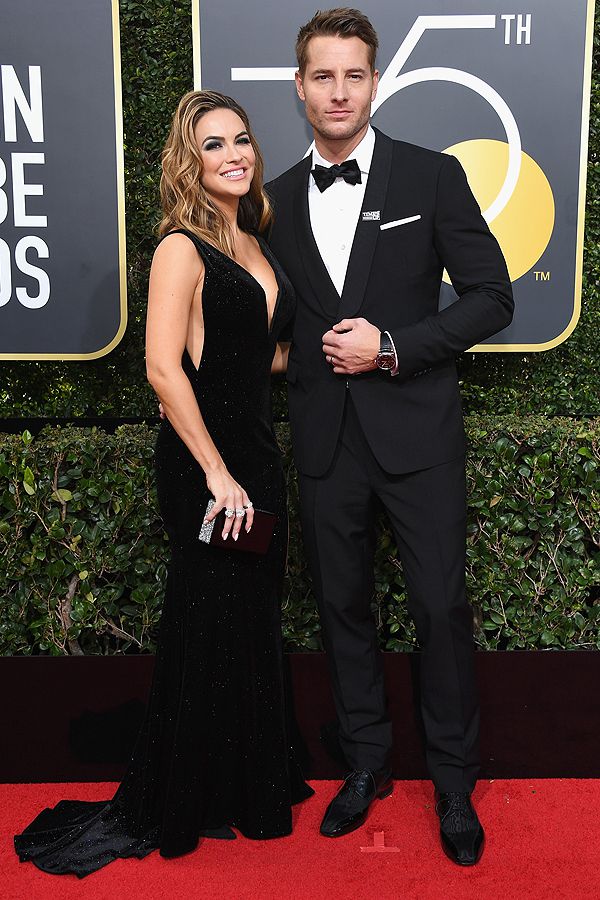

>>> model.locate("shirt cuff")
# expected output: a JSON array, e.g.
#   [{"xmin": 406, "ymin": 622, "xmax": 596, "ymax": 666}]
[{"xmin": 384, "ymin": 331, "xmax": 399, "ymax": 376}]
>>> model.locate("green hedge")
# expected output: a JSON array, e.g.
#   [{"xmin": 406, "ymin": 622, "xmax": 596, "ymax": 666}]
[
  {"xmin": 1, "ymin": 419, "xmax": 597, "ymax": 656},
  {"xmin": 0, "ymin": 1, "xmax": 598, "ymax": 418}
]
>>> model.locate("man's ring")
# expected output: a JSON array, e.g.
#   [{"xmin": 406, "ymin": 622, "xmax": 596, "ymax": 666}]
[
  {"xmin": 328, "ymin": 355, "xmax": 333, "ymax": 364},
  {"xmin": 224, "ymin": 508, "xmax": 235, "ymax": 518},
  {"xmin": 235, "ymin": 509, "xmax": 245, "ymax": 518}
]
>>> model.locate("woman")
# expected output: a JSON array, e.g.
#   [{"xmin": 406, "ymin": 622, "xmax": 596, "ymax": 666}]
[{"xmin": 14, "ymin": 90, "xmax": 312, "ymax": 877}]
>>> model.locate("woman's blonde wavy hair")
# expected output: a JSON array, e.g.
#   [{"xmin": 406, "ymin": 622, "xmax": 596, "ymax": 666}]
[{"xmin": 159, "ymin": 90, "xmax": 273, "ymax": 258}]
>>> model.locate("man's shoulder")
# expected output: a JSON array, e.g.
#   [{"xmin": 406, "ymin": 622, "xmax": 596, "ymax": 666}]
[
  {"xmin": 381, "ymin": 131, "xmax": 450, "ymax": 172},
  {"xmin": 265, "ymin": 157, "xmax": 309, "ymax": 199}
]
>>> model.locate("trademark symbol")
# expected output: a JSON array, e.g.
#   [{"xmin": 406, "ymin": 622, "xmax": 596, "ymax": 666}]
[{"xmin": 534, "ymin": 271, "xmax": 551, "ymax": 281}]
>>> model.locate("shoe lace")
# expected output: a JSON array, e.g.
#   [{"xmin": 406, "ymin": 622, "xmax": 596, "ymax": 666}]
[
  {"xmin": 436, "ymin": 792, "xmax": 475, "ymax": 835},
  {"xmin": 343, "ymin": 770, "xmax": 372, "ymax": 803}
]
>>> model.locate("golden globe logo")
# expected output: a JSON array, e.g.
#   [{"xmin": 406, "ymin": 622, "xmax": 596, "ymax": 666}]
[
  {"xmin": 368, "ymin": 15, "xmax": 555, "ymax": 285},
  {"xmin": 195, "ymin": 1, "xmax": 594, "ymax": 349},
  {"xmin": 230, "ymin": 13, "xmax": 557, "ymax": 287}
]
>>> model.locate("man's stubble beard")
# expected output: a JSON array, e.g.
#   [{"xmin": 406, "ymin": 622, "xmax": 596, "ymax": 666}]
[{"xmin": 306, "ymin": 104, "xmax": 371, "ymax": 146}]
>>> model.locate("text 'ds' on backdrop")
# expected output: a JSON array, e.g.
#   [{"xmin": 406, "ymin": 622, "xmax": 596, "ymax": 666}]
[
  {"xmin": 192, "ymin": 0, "xmax": 595, "ymax": 351},
  {"xmin": 0, "ymin": 0, "xmax": 126, "ymax": 360}
]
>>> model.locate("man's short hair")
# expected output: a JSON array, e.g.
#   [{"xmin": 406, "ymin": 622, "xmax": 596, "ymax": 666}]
[{"xmin": 296, "ymin": 7, "xmax": 379, "ymax": 74}]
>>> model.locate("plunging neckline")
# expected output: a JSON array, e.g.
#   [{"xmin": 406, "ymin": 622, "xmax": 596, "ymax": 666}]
[
  {"xmin": 208, "ymin": 237, "xmax": 282, "ymax": 336},
  {"xmin": 166, "ymin": 229, "xmax": 283, "ymax": 336}
]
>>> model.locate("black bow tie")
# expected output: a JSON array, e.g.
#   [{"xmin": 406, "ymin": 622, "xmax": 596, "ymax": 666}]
[{"xmin": 311, "ymin": 158, "xmax": 362, "ymax": 192}]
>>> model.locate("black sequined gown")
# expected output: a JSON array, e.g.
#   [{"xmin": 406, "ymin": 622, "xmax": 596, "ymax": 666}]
[{"xmin": 14, "ymin": 231, "xmax": 312, "ymax": 877}]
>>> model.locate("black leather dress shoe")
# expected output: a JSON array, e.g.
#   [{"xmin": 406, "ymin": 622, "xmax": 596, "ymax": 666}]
[
  {"xmin": 320, "ymin": 769, "xmax": 393, "ymax": 838},
  {"xmin": 435, "ymin": 792, "xmax": 485, "ymax": 866}
]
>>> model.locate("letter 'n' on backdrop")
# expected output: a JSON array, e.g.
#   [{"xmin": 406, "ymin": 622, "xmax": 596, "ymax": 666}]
[
  {"xmin": 191, "ymin": 0, "xmax": 595, "ymax": 351},
  {"xmin": 0, "ymin": 0, "xmax": 126, "ymax": 360}
]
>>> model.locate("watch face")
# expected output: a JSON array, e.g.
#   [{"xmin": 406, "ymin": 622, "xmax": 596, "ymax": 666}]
[{"xmin": 376, "ymin": 351, "xmax": 395, "ymax": 370}]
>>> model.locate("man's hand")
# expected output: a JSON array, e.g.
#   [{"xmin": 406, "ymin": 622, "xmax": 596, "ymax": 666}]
[{"xmin": 322, "ymin": 318, "xmax": 380, "ymax": 375}]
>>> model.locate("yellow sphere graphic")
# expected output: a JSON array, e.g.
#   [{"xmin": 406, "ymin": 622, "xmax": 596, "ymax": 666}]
[{"xmin": 442, "ymin": 139, "xmax": 555, "ymax": 283}]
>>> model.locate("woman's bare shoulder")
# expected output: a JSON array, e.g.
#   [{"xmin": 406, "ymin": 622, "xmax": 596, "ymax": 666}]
[{"xmin": 152, "ymin": 231, "xmax": 204, "ymax": 274}]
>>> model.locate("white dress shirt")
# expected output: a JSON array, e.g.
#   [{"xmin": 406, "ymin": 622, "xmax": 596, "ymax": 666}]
[
  {"xmin": 308, "ymin": 125, "xmax": 375, "ymax": 296},
  {"xmin": 307, "ymin": 125, "xmax": 399, "ymax": 374}
]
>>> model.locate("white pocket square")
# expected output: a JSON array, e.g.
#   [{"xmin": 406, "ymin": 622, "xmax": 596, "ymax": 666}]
[{"xmin": 380, "ymin": 215, "xmax": 421, "ymax": 231}]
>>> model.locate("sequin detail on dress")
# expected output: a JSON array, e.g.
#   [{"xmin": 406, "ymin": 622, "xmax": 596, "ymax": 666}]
[{"xmin": 14, "ymin": 231, "xmax": 313, "ymax": 877}]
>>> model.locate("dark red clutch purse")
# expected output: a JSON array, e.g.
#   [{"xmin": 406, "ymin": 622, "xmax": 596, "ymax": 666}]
[{"xmin": 198, "ymin": 499, "xmax": 277, "ymax": 555}]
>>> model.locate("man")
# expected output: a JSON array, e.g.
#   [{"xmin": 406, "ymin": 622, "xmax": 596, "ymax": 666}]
[{"xmin": 266, "ymin": 8, "xmax": 513, "ymax": 866}]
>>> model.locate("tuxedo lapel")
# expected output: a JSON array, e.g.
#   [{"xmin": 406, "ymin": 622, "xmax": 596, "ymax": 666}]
[
  {"xmin": 292, "ymin": 156, "xmax": 341, "ymax": 319},
  {"xmin": 338, "ymin": 129, "xmax": 393, "ymax": 320}
]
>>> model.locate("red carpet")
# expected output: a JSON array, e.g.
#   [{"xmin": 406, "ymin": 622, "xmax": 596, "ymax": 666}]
[{"xmin": 2, "ymin": 780, "xmax": 599, "ymax": 899}]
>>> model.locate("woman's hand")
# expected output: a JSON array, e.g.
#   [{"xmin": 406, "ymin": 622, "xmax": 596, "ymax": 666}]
[{"xmin": 204, "ymin": 468, "xmax": 254, "ymax": 540}]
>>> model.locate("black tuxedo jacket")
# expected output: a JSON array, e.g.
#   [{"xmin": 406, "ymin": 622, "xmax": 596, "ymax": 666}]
[{"xmin": 266, "ymin": 127, "xmax": 513, "ymax": 477}]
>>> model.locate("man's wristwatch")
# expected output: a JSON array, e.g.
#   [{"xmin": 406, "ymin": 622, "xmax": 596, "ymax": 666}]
[{"xmin": 375, "ymin": 331, "xmax": 396, "ymax": 371}]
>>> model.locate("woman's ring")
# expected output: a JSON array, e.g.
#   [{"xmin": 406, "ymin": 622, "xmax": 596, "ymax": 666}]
[
  {"xmin": 235, "ymin": 509, "xmax": 245, "ymax": 518},
  {"xmin": 224, "ymin": 508, "xmax": 235, "ymax": 518},
  {"xmin": 243, "ymin": 502, "xmax": 253, "ymax": 510}
]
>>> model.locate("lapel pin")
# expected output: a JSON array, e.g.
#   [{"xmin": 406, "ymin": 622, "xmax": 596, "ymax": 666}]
[{"xmin": 362, "ymin": 210, "xmax": 380, "ymax": 221}]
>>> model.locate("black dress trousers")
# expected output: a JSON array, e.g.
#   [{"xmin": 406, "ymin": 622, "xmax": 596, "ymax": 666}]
[{"xmin": 298, "ymin": 394, "xmax": 479, "ymax": 793}]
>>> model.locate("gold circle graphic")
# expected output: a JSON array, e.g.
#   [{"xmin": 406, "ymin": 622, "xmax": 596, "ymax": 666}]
[{"xmin": 442, "ymin": 139, "xmax": 555, "ymax": 283}]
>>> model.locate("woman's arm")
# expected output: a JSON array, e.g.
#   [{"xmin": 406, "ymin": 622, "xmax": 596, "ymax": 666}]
[
  {"xmin": 271, "ymin": 341, "xmax": 290, "ymax": 374},
  {"xmin": 146, "ymin": 234, "xmax": 253, "ymax": 537}
]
